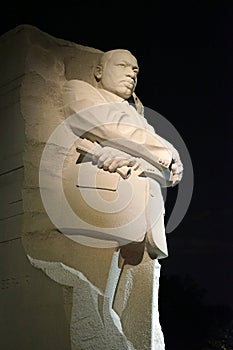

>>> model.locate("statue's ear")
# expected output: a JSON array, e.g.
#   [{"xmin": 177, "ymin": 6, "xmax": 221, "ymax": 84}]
[{"xmin": 94, "ymin": 65, "xmax": 103, "ymax": 81}]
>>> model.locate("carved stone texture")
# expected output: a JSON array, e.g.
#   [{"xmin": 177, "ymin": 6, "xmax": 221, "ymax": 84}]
[{"xmin": 0, "ymin": 24, "xmax": 165, "ymax": 350}]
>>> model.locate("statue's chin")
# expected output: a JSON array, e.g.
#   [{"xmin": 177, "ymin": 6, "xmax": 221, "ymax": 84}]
[{"xmin": 117, "ymin": 91, "xmax": 134, "ymax": 100}]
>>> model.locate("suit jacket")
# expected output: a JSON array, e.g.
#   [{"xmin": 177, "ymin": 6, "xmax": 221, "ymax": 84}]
[{"xmin": 61, "ymin": 80, "xmax": 182, "ymax": 258}]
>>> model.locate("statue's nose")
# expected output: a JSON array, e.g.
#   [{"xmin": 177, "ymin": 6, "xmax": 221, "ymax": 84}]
[{"xmin": 127, "ymin": 70, "xmax": 136, "ymax": 80}]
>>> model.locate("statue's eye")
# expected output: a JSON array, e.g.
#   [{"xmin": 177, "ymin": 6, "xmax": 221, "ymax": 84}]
[{"xmin": 117, "ymin": 63, "xmax": 126, "ymax": 67}]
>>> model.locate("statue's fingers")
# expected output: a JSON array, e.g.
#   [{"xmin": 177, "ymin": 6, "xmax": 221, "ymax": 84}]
[
  {"xmin": 102, "ymin": 158, "xmax": 114, "ymax": 170},
  {"xmin": 97, "ymin": 153, "xmax": 111, "ymax": 167},
  {"xmin": 127, "ymin": 157, "xmax": 137, "ymax": 166},
  {"xmin": 108, "ymin": 159, "xmax": 125, "ymax": 172},
  {"xmin": 108, "ymin": 158, "xmax": 135, "ymax": 172}
]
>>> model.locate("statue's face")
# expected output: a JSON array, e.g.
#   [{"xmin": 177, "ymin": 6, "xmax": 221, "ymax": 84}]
[{"xmin": 99, "ymin": 51, "xmax": 139, "ymax": 99}]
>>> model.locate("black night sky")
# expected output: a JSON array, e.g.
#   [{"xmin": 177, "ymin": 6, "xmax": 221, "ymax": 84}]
[{"xmin": 1, "ymin": 2, "xmax": 233, "ymax": 348}]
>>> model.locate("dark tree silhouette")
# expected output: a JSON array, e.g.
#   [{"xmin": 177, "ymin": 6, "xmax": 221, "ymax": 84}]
[
  {"xmin": 158, "ymin": 273, "xmax": 233, "ymax": 350},
  {"xmin": 202, "ymin": 319, "xmax": 233, "ymax": 349}
]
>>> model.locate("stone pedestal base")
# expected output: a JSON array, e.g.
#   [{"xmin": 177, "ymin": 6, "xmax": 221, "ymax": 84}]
[{"xmin": 28, "ymin": 251, "xmax": 165, "ymax": 350}]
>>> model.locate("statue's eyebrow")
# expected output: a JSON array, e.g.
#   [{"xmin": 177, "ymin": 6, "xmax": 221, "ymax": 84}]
[{"xmin": 117, "ymin": 60, "xmax": 139, "ymax": 71}]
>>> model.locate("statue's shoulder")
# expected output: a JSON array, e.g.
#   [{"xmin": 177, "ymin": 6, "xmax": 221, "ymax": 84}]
[
  {"xmin": 62, "ymin": 79, "xmax": 109, "ymax": 112},
  {"xmin": 62, "ymin": 79, "xmax": 107, "ymax": 106},
  {"xmin": 63, "ymin": 79, "xmax": 95, "ymax": 91}
]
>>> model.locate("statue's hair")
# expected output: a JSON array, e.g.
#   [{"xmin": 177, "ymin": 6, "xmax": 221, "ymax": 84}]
[{"xmin": 99, "ymin": 49, "xmax": 136, "ymax": 66}]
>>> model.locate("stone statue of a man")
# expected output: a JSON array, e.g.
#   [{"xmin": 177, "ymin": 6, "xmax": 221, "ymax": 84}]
[
  {"xmin": 33, "ymin": 48, "xmax": 183, "ymax": 350},
  {"xmin": 62, "ymin": 49, "xmax": 183, "ymax": 257}
]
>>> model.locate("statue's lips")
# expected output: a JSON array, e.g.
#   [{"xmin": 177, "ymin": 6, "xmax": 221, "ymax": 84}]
[{"xmin": 122, "ymin": 80, "xmax": 135, "ymax": 90}]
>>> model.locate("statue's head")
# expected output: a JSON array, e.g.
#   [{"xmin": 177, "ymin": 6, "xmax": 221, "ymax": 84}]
[{"xmin": 94, "ymin": 49, "xmax": 139, "ymax": 100}]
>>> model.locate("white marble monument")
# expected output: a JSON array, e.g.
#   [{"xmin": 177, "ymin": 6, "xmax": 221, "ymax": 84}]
[{"xmin": 0, "ymin": 24, "xmax": 183, "ymax": 350}]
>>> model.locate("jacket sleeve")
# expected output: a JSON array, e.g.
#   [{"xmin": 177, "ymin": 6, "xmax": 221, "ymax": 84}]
[
  {"xmin": 62, "ymin": 80, "xmax": 182, "ymax": 176},
  {"xmin": 66, "ymin": 102, "xmax": 174, "ymax": 171}
]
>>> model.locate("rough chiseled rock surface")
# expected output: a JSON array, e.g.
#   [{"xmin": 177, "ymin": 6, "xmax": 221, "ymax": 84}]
[{"xmin": 0, "ymin": 24, "xmax": 165, "ymax": 349}]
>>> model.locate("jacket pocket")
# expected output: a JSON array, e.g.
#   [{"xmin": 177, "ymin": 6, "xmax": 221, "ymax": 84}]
[{"xmin": 76, "ymin": 162, "xmax": 120, "ymax": 191}]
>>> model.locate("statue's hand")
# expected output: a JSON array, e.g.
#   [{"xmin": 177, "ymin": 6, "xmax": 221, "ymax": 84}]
[
  {"xmin": 170, "ymin": 152, "xmax": 183, "ymax": 186},
  {"xmin": 92, "ymin": 146, "xmax": 138, "ymax": 173}
]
